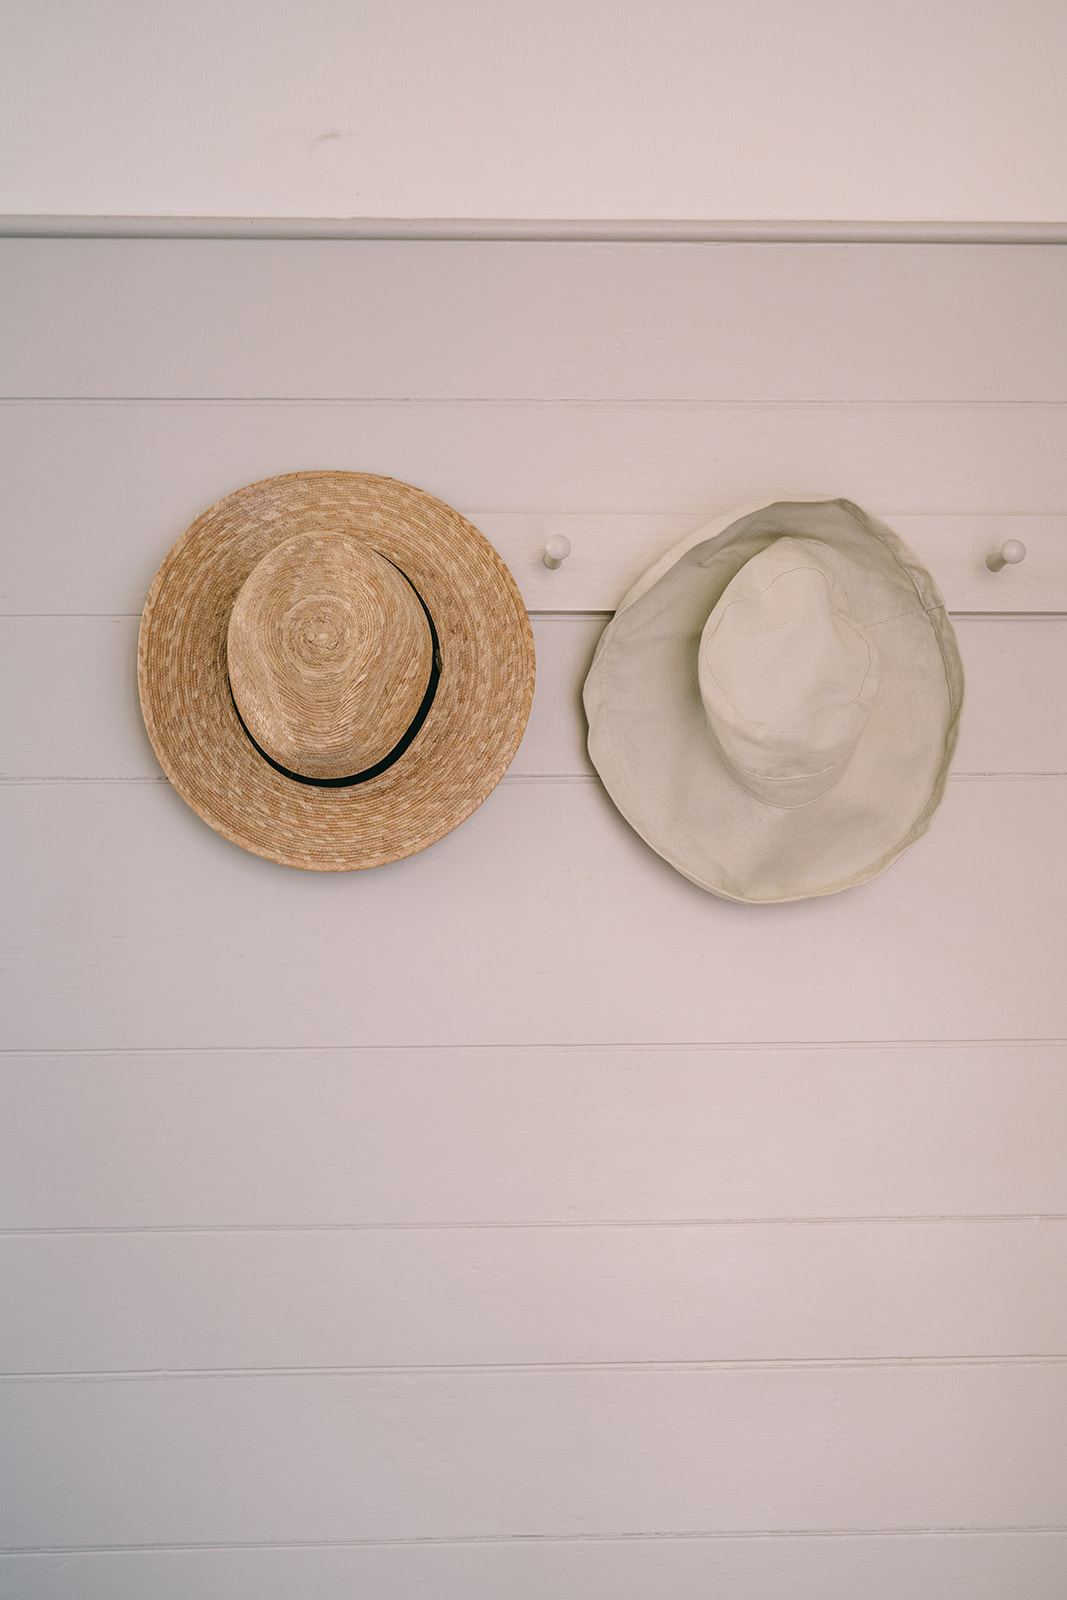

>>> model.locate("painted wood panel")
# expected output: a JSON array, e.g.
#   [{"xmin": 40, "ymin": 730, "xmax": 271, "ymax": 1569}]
[
  {"xmin": 1, "ymin": 778, "xmax": 1064, "ymax": 1050},
  {"xmin": 3, "ymin": 1221, "xmax": 1066, "ymax": 1374},
  {"xmin": 5, "ymin": 1533, "xmax": 1067, "ymax": 1600},
  {"xmin": 3, "ymin": 615, "xmax": 1066, "ymax": 780},
  {"xmin": 3, "ymin": 236, "xmax": 1065, "ymax": 1596},
  {"xmin": 3, "ymin": 1044, "xmax": 1065, "ymax": 1228},
  {"xmin": 3, "ymin": 241, "xmax": 1066, "ymax": 401},
  {"xmin": 4, "ymin": 400, "xmax": 1067, "ymax": 615},
  {"xmin": 3, "ymin": 1365, "xmax": 1066, "ymax": 1546}
]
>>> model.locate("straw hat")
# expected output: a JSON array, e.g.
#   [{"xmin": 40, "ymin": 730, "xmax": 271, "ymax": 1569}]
[
  {"xmin": 583, "ymin": 499, "xmax": 964, "ymax": 903},
  {"xmin": 139, "ymin": 472, "xmax": 535, "ymax": 870}
]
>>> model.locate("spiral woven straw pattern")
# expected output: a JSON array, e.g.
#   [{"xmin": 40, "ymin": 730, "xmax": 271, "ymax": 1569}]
[
  {"xmin": 138, "ymin": 472, "xmax": 535, "ymax": 870},
  {"xmin": 227, "ymin": 532, "xmax": 434, "ymax": 780}
]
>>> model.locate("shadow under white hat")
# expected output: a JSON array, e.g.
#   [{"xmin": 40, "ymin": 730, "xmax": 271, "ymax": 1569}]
[{"xmin": 583, "ymin": 500, "xmax": 964, "ymax": 903}]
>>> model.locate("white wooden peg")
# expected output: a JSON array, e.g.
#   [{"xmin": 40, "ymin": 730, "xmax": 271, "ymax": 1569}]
[
  {"xmin": 986, "ymin": 539, "xmax": 1027, "ymax": 572},
  {"xmin": 543, "ymin": 535, "xmax": 572, "ymax": 570}
]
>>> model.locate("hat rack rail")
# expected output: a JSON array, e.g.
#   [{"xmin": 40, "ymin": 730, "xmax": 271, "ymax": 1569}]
[{"xmin": 467, "ymin": 513, "xmax": 1067, "ymax": 614}]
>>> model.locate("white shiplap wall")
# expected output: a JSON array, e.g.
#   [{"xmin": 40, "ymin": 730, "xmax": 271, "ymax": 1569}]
[{"xmin": 1, "ymin": 238, "xmax": 1066, "ymax": 1599}]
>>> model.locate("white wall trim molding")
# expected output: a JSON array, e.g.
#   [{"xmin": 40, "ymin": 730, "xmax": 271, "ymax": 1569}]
[{"xmin": 3, "ymin": 216, "xmax": 1067, "ymax": 244}]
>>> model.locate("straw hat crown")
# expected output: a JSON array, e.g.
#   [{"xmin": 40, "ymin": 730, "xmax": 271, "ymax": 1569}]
[{"xmin": 227, "ymin": 531, "xmax": 434, "ymax": 781}]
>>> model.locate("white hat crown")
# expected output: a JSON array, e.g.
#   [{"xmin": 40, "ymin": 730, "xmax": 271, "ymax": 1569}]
[{"xmin": 698, "ymin": 539, "xmax": 879, "ymax": 809}]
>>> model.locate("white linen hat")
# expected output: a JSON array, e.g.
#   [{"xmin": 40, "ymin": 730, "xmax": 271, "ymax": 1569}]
[{"xmin": 583, "ymin": 499, "xmax": 964, "ymax": 903}]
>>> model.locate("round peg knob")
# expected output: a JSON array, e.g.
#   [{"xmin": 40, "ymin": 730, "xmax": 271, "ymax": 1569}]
[
  {"xmin": 986, "ymin": 539, "xmax": 1027, "ymax": 572},
  {"xmin": 543, "ymin": 535, "xmax": 572, "ymax": 570}
]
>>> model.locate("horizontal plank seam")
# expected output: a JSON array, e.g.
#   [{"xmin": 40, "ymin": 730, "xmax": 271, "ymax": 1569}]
[
  {"xmin": 5, "ymin": 216, "xmax": 1067, "ymax": 243},
  {"xmin": 0, "ymin": 611, "xmax": 617, "ymax": 620},
  {"xmin": 5, "ymin": 1356, "xmax": 1067, "ymax": 1384},
  {"xmin": 3, "ymin": 397, "xmax": 1067, "ymax": 410},
  {"xmin": 4, "ymin": 617, "xmax": 1065, "ymax": 626},
  {"xmin": 4, "ymin": 1038, "xmax": 1065, "ymax": 1054},
  {"xmin": 3, "ymin": 1215, "xmax": 1066, "ymax": 1237},
  {"xmin": 3, "ymin": 773, "xmax": 1066, "ymax": 786},
  {"xmin": 6, "ymin": 609, "xmax": 1067, "ymax": 619},
  {"xmin": 5, "ymin": 1526, "xmax": 1067, "ymax": 1555},
  {"xmin": 5, "ymin": 611, "xmax": 1067, "ymax": 622},
  {"xmin": 0, "ymin": 776, "xmax": 168, "ymax": 785}
]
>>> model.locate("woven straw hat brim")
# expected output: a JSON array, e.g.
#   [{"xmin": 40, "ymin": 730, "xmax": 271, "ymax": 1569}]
[
  {"xmin": 583, "ymin": 500, "xmax": 964, "ymax": 904},
  {"xmin": 139, "ymin": 472, "xmax": 535, "ymax": 871}
]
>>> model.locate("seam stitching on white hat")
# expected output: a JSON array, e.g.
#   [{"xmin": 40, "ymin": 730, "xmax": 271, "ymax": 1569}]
[
  {"xmin": 865, "ymin": 605, "xmax": 926, "ymax": 631},
  {"xmin": 727, "ymin": 751, "xmax": 853, "ymax": 785}
]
